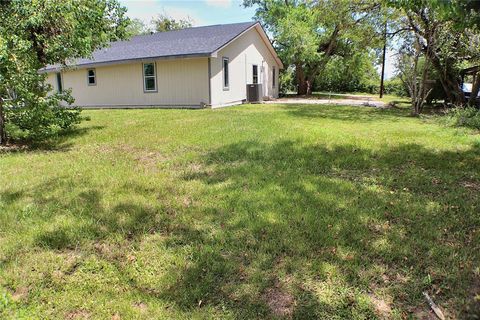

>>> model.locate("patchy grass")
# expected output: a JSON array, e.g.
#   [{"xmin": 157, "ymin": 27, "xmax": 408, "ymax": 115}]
[
  {"xmin": 377, "ymin": 95, "xmax": 410, "ymax": 107},
  {"xmin": 287, "ymin": 91, "xmax": 411, "ymax": 107},
  {"xmin": 0, "ymin": 104, "xmax": 479, "ymax": 319}
]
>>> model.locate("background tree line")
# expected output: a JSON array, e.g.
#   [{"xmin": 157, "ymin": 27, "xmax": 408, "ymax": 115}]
[
  {"xmin": 126, "ymin": 13, "xmax": 193, "ymax": 36},
  {"xmin": 244, "ymin": 0, "xmax": 480, "ymax": 114}
]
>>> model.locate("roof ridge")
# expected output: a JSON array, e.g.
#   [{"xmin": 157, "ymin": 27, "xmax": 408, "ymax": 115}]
[
  {"xmin": 132, "ymin": 21, "xmax": 257, "ymax": 38},
  {"xmin": 42, "ymin": 21, "xmax": 263, "ymax": 72}
]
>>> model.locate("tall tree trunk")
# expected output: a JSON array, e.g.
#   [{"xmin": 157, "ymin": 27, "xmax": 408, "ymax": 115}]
[
  {"xmin": 411, "ymin": 47, "xmax": 420, "ymax": 116},
  {"xmin": 426, "ymin": 50, "xmax": 465, "ymax": 105},
  {"xmin": 296, "ymin": 63, "xmax": 308, "ymax": 95},
  {"xmin": 468, "ymin": 73, "xmax": 480, "ymax": 106},
  {"xmin": 302, "ymin": 26, "xmax": 339, "ymax": 96},
  {"xmin": 0, "ymin": 97, "xmax": 6, "ymax": 145},
  {"xmin": 306, "ymin": 77, "xmax": 313, "ymax": 96}
]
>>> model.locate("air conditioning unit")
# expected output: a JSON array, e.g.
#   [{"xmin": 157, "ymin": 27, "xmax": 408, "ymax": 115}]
[{"xmin": 246, "ymin": 84, "xmax": 263, "ymax": 103}]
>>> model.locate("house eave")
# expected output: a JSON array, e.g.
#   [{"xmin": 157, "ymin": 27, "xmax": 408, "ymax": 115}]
[
  {"xmin": 210, "ymin": 22, "xmax": 284, "ymax": 69},
  {"xmin": 40, "ymin": 53, "xmax": 211, "ymax": 73}
]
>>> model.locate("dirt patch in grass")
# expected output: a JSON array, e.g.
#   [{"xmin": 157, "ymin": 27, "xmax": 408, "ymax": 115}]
[
  {"xmin": 133, "ymin": 301, "xmax": 148, "ymax": 313},
  {"xmin": 92, "ymin": 240, "xmax": 130, "ymax": 263},
  {"xmin": 263, "ymin": 281, "xmax": 295, "ymax": 318},
  {"xmin": 133, "ymin": 151, "xmax": 169, "ymax": 170},
  {"xmin": 461, "ymin": 180, "xmax": 480, "ymax": 191},
  {"xmin": 65, "ymin": 309, "xmax": 92, "ymax": 319},
  {"xmin": 95, "ymin": 144, "xmax": 170, "ymax": 170},
  {"xmin": 11, "ymin": 286, "xmax": 29, "ymax": 302},
  {"xmin": 368, "ymin": 293, "xmax": 392, "ymax": 319},
  {"xmin": 111, "ymin": 312, "xmax": 121, "ymax": 320},
  {"xmin": 411, "ymin": 306, "xmax": 438, "ymax": 320},
  {"xmin": 464, "ymin": 271, "xmax": 480, "ymax": 318}
]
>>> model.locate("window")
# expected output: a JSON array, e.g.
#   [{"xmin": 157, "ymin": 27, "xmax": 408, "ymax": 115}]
[
  {"xmin": 252, "ymin": 65, "xmax": 258, "ymax": 84},
  {"xmin": 143, "ymin": 62, "xmax": 157, "ymax": 92},
  {"xmin": 272, "ymin": 66, "xmax": 276, "ymax": 88},
  {"xmin": 223, "ymin": 57, "xmax": 229, "ymax": 89},
  {"xmin": 56, "ymin": 73, "xmax": 63, "ymax": 93},
  {"xmin": 87, "ymin": 69, "xmax": 96, "ymax": 86}
]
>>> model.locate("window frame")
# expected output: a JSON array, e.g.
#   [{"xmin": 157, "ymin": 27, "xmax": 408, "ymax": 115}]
[
  {"xmin": 222, "ymin": 57, "xmax": 229, "ymax": 90},
  {"xmin": 56, "ymin": 72, "xmax": 63, "ymax": 93},
  {"xmin": 252, "ymin": 64, "xmax": 259, "ymax": 84},
  {"xmin": 142, "ymin": 62, "xmax": 157, "ymax": 93},
  {"xmin": 87, "ymin": 68, "xmax": 96, "ymax": 86},
  {"xmin": 272, "ymin": 66, "xmax": 276, "ymax": 88}
]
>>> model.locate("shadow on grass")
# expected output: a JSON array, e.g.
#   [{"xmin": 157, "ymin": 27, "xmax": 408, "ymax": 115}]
[
  {"xmin": 278, "ymin": 104, "xmax": 411, "ymax": 122},
  {"xmin": 172, "ymin": 140, "xmax": 479, "ymax": 318},
  {"xmin": 0, "ymin": 125, "xmax": 104, "ymax": 154},
  {"xmin": 1, "ymin": 139, "xmax": 479, "ymax": 318}
]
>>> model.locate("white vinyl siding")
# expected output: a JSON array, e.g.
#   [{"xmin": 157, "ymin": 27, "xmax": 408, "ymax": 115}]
[
  {"xmin": 44, "ymin": 25, "xmax": 280, "ymax": 108},
  {"xmin": 46, "ymin": 58, "xmax": 209, "ymax": 107},
  {"xmin": 209, "ymin": 26, "xmax": 281, "ymax": 107}
]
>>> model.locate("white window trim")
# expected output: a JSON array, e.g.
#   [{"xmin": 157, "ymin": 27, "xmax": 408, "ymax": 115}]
[
  {"xmin": 222, "ymin": 57, "xmax": 229, "ymax": 91},
  {"xmin": 87, "ymin": 68, "xmax": 96, "ymax": 86},
  {"xmin": 143, "ymin": 62, "xmax": 157, "ymax": 93}
]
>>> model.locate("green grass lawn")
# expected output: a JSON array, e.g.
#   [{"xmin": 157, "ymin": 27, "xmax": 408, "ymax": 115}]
[{"xmin": 1, "ymin": 104, "xmax": 479, "ymax": 319}]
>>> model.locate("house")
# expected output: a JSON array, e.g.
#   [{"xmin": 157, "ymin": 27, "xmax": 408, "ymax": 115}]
[{"xmin": 43, "ymin": 21, "xmax": 283, "ymax": 109}]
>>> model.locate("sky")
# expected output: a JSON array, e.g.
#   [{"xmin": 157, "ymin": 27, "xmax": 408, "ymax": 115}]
[
  {"xmin": 119, "ymin": 0, "xmax": 396, "ymax": 79},
  {"xmin": 119, "ymin": 0, "xmax": 257, "ymax": 27}
]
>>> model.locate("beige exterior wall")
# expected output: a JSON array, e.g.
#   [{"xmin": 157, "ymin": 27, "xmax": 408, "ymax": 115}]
[
  {"xmin": 209, "ymin": 27, "xmax": 280, "ymax": 107},
  {"xmin": 45, "ymin": 25, "xmax": 281, "ymax": 108},
  {"xmin": 46, "ymin": 57, "xmax": 209, "ymax": 107}
]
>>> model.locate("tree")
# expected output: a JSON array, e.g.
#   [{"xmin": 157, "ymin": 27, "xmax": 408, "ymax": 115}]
[
  {"xmin": 152, "ymin": 13, "xmax": 193, "ymax": 32},
  {"xmin": 244, "ymin": 0, "xmax": 384, "ymax": 95},
  {"xmin": 0, "ymin": 0, "xmax": 129, "ymax": 144},
  {"xmin": 386, "ymin": 0, "xmax": 480, "ymax": 106},
  {"xmin": 126, "ymin": 18, "xmax": 150, "ymax": 36},
  {"xmin": 314, "ymin": 52, "xmax": 380, "ymax": 93},
  {"xmin": 396, "ymin": 36, "xmax": 434, "ymax": 115}
]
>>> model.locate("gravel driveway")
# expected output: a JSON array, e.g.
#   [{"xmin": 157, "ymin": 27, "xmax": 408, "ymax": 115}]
[{"xmin": 265, "ymin": 96, "xmax": 387, "ymax": 108}]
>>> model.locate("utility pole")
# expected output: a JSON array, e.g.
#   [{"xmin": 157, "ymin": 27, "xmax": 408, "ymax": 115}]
[{"xmin": 379, "ymin": 21, "xmax": 387, "ymax": 99}]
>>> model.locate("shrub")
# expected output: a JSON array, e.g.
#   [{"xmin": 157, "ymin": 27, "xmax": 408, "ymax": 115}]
[
  {"xmin": 279, "ymin": 66, "xmax": 296, "ymax": 95},
  {"xmin": 5, "ymin": 89, "xmax": 82, "ymax": 142},
  {"xmin": 383, "ymin": 78, "xmax": 409, "ymax": 97},
  {"xmin": 314, "ymin": 53, "xmax": 380, "ymax": 94},
  {"xmin": 444, "ymin": 106, "xmax": 480, "ymax": 130}
]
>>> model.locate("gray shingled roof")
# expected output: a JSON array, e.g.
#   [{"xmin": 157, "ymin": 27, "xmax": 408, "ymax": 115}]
[{"xmin": 44, "ymin": 21, "xmax": 257, "ymax": 71}]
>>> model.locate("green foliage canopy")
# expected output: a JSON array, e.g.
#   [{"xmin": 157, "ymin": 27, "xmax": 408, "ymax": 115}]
[
  {"xmin": 385, "ymin": 0, "xmax": 480, "ymax": 105},
  {"xmin": 0, "ymin": 0, "xmax": 130, "ymax": 143},
  {"xmin": 152, "ymin": 13, "xmax": 193, "ymax": 33},
  {"xmin": 126, "ymin": 18, "xmax": 150, "ymax": 37},
  {"xmin": 244, "ymin": 0, "xmax": 385, "ymax": 95}
]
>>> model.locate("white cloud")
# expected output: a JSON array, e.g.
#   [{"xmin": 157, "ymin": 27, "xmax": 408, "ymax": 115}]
[{"xmin": 205, "ymin": 0, "xmax": 232, "ymax": 8}]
